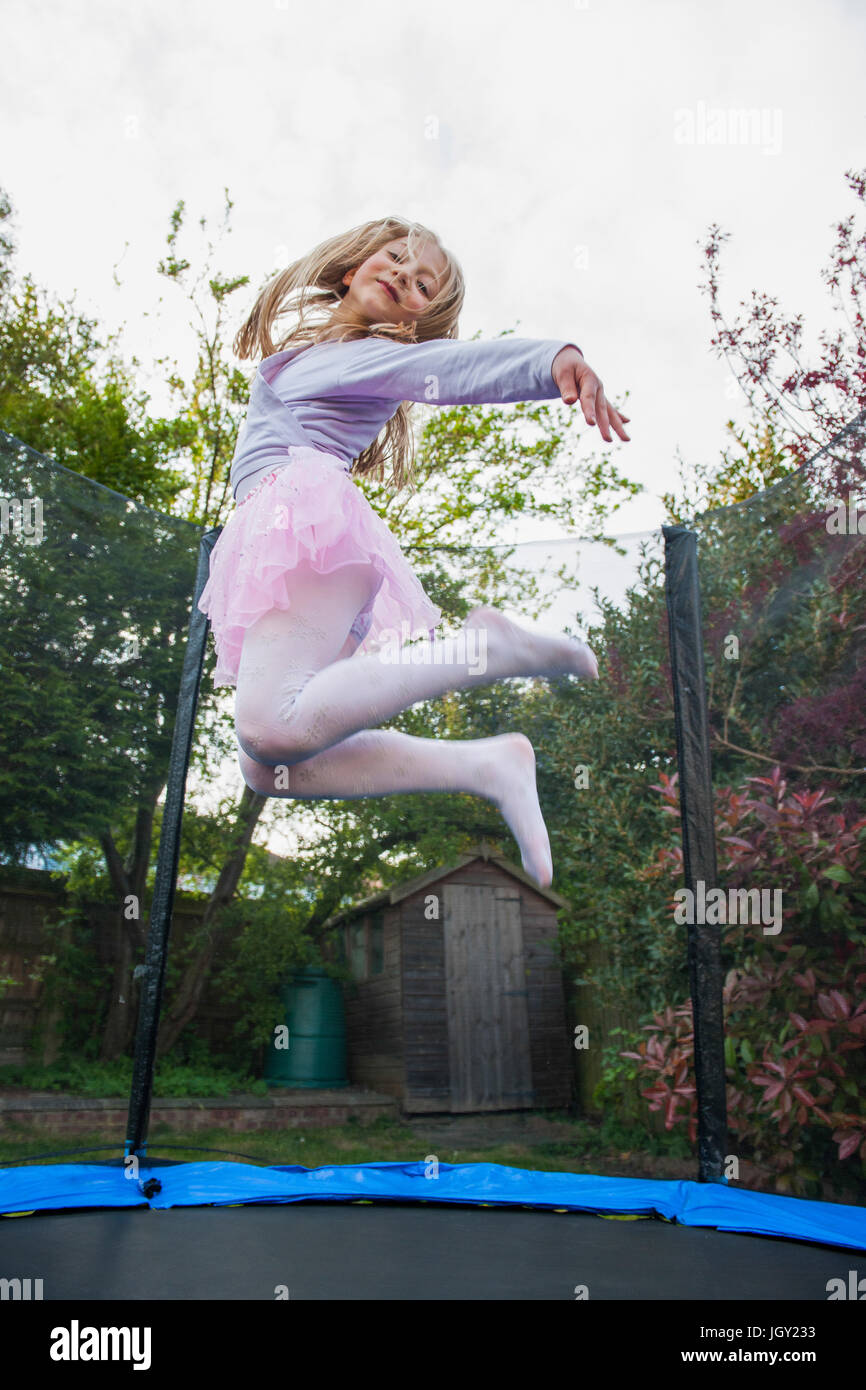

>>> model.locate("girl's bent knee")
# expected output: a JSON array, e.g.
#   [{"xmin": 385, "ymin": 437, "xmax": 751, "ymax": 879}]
[
  {"xmin": 239, "ymin": 754, "xmax": 270, "ymax": 795},
  {"xmin": 235, "ymin": 716, "xmax": 312, "ymax": 768}
]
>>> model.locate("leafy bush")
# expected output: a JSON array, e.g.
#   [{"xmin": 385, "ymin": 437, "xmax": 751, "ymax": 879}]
[
  {"xmin": 625, "ymin": 767, "xmax": 866, "ymax": 1196},
  {"xmin": 0, "ymin": 1054, "xmax": 268, "ymax": 1098}
]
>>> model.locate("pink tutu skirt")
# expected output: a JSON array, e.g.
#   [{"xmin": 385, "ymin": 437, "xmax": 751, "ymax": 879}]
[{"xmin": 197, "ymin": 445, "xmax": 442, "ymax": 687}]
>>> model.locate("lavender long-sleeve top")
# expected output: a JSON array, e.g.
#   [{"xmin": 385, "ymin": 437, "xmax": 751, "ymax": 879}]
[{"xmin": 230, "ymin": 334, "xmax": 581, "ymax": 503}]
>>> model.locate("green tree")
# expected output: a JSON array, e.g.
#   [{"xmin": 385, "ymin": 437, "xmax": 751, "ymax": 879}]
[{"xmin": 0, "ymin": 187, "xmax": 203, "ymax": 1057}]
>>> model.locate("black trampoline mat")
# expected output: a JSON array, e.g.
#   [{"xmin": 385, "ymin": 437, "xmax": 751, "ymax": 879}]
[{"xmin": 1, "ymin": 1203, "xmax": 856, "ymax": 1300}]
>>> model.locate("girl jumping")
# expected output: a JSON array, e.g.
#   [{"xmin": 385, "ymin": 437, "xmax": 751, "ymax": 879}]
[{"xmin": 197, "ymin": 216, "xmax": 630, "ymax": 888}]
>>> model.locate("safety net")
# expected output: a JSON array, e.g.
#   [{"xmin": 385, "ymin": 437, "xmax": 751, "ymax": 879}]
[
  {"xmin": 0, "ymin": 427, "xmax": 207, "ymax": 1112},
  {"xmin": 655, "ymin": 411, "xmax": 866, "ymax": 1217}
]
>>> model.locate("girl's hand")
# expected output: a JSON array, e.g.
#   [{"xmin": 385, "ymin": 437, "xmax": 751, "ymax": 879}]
[{"xmin": 552, "ymin": 345, "xmax": 630, "ymax": 442}]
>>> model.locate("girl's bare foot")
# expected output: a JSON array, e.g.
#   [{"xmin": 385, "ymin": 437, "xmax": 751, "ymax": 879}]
[
  {"xmin": 479, "ymin": 732, "xmax": 553, "ymax": 888},
  {"xmin": 463, "ymin": 605, "xmax": 598, "ymax": 681}
]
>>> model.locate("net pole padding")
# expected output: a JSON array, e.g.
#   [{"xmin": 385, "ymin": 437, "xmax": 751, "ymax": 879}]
[
  {"xmin": 662, "ymin": 524, "xmax": 728, "ymax": 1182},
  {"xmin": 125, "ymin": 527, "xmax": 222, "ymax": 1160}
]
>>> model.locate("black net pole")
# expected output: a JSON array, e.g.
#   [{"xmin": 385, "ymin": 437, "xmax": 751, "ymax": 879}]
[
  {"xmin": 125, "ymin": 527, "xmax": 221, "ymax": 1159},
  {"xmin": 662, "ymin": 525, "xmax": 727, "ymax": 1182}
]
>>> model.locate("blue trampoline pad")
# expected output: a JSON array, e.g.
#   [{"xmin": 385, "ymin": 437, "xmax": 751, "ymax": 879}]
[{"xmin": 2, "ymin": 1160, "xmax": 864, "ymax": 1252}]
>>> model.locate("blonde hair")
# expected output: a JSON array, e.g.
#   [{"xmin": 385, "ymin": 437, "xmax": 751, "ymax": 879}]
[{"xmin": 233, "ymin": 216, "xmax": 465, "ymax": 491}]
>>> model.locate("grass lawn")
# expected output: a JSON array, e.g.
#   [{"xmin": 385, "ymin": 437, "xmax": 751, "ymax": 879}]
[
  {"xmin": 0, "ymin": 1061, "xmax": 697, "ymax": 1178},
  {"xmin": 0, "ymin": 1109, "xmax": 697, "ymax": 1183}
]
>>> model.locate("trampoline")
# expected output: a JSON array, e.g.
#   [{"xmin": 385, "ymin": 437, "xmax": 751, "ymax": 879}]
[
  {"xmin": 2, "ymin": 1186, "xmax": 862, "ymax": 1303},
  {"xmin": 1, "ymin": 417, "xmax": 865, "ymax": 1326},
  {"xmin": 2, "ymin": 1155, "xmax": 866, "ymax": 1302}
]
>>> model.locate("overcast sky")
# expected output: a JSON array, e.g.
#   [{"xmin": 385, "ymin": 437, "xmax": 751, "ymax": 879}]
[
  {"xmin": 4, "ymin": 0, "xmax": 864, "ymax": 538},
  {"xmin": 4, "ymin": 0, "xmax": 864, "ymax": 852}
]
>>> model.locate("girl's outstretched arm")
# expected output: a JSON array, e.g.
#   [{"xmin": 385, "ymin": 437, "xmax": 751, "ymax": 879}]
[
  {"xmin": 319, "ymin": 334, "xmax": 630, "ymax": 444},
  {"xmin": 324, "ymin": 334, "xmax": 581, "ymax": 407},
  {"xmin": 552, "ymin": 344, "xmax": 630, "ymax": 443}
]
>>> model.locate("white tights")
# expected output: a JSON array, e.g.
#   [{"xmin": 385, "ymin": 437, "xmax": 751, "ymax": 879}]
[{"xmin": 234, "ymin": 560, "xmax": 598, "ymax": 887}]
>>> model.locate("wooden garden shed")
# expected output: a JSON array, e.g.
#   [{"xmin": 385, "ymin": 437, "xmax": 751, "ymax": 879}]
[{"xmin": 324, "ymin": 845, "xmax": 573, "ymax": 1114}]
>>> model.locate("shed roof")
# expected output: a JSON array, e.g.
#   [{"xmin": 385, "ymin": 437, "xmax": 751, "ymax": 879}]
[{"xmin": 322, "ymin": 842, "xmax": 571, "ymax": 930}]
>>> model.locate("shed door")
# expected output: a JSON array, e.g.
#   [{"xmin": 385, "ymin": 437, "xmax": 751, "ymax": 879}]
[{"xmin": 443, "ymin": 883, "xmax": 533, "ymax": 1112}]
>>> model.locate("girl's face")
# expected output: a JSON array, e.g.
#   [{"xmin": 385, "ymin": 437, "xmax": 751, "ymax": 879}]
[{"xmin": 341, "ymin": 236, "xmax": 447, "ymax": 328}]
